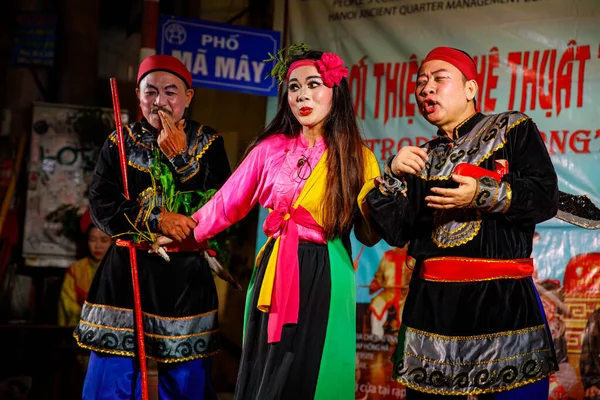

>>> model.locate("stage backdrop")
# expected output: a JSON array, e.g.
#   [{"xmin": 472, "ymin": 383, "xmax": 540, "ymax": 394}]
[{"xmin": 275, "ymin": 1, "xmax": 600, "ymax": 398}]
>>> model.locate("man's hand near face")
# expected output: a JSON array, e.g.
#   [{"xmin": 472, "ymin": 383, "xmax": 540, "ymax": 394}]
[{"xmin": 157, "ymin": 110, "xmax": 188, "ymax": 159}]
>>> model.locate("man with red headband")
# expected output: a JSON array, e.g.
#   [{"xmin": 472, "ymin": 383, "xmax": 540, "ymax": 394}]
[
  {"xmin": 365, "ymin": 47, "xmax": 559, "ymax": 398},
  {"xmin": 75, "ymin": 54, "xmax": 231, "ymax": 399}
]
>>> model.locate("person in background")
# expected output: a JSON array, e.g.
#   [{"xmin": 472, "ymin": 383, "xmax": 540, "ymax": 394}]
[{"xmin": 58, "ymin": 209, "xmax": 111, "ymax": 327}]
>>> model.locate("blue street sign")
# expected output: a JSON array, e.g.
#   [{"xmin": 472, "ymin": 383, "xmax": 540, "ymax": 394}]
[{"xmin": 158, "ymin": 15, "xmax": 281, "ymax": 96}]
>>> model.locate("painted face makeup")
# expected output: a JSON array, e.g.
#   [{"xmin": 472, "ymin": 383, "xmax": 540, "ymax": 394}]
[
  {"xmin": 287, "ymin": 65, "xmax": 333, "ymax": 133},
  {"xmin": 136, "ymin": 71, "xmax": 193, "ymax": 131},
  {"xmin": 415, "ymin": 59, "xmax": 474, "ymax": 132}
]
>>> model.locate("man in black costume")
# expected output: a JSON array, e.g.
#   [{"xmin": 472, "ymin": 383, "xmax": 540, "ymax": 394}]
[
  {"xmin": 366, "ymin": 46, "xmax": 559, "ymax": 399},
  {"xmin": 75, "ymin": 55, "xmax": 231, "ymax": 399}
]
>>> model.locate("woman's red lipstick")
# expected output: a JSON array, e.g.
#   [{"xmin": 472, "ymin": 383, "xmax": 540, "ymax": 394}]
[{"xmin": 299, "ymin": 107, "xmax": 312, "ymax": 116}]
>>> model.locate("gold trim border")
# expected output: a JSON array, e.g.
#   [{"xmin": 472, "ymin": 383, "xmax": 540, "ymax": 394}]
[
  {"xmin": 79, "ymin": 320, "xmax": 220, "ymax": 340},
  {"xmin": 394, "ymin": 373, "xmax": 550, "ymax": 396},
  {"xmin": 405, "ymin": 324, "xmax": 545, "ymax": 342},
  {"xmin": 404, "ymin": 347, "xmax": 552, "ymax": 367},
  {"xmin": 83, "ymin": 301, "xmax": 218, "ymax": 321},
  {"xmin": 73, "ymin": 333, "xmax": 220, "ymax": 364}
]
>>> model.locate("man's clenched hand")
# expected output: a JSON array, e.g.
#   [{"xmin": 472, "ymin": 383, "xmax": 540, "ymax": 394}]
[{"xmin": 159, "ymin": 212, "xmax": 197, "ymax": 242}]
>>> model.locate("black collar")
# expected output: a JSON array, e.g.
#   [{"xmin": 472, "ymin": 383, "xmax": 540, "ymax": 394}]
[{"xmin": 140, "ymin": 117, "xmax": 159, "ymax": 136}]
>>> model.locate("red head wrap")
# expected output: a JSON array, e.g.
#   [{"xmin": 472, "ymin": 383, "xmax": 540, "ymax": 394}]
[
  {"xmin": 137, "ymin": 55, "xmax": 193, "ymax": 88},
  {"xmin": 421, "ymin": 47, "xmax": 477, "ymax": 84}
]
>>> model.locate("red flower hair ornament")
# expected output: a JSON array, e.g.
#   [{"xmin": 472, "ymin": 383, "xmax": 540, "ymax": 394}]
[
  {"xmin": 286, "ymin": 52, "xmax": 349, "ymax": 88},
  {"xmin": 316, "ymin": 53, "xmax": 348, "ymax": 87}
]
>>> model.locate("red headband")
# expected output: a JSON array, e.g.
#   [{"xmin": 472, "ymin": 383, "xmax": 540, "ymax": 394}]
[
  {"xmin": 421, "ymin": 47, "xmax": 477, "ymax": 83},
  {"xmin": 137, "ymin": 55, "xmax": 193, "ymax": 88},
  {"xmin": 286, "ymin": 53, "xmax": 348, "ymax": 87},
  {"xmin": 286, "ymin": 60, "xmax": 317, "ymax": 80}
]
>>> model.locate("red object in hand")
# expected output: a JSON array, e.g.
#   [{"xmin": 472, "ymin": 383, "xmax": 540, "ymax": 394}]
[{"xmin": 453, "ymin": 160, "xmax": 508, "ymax": 182}]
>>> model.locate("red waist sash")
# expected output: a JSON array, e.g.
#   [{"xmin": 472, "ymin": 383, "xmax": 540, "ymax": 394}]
[
  {"xmin": 420, "ymin": 257, "xmax": 533, "ymax": 282},
  {"xmin": 116, "ymin": 236, "xmax": 208, "ymax": 253}
]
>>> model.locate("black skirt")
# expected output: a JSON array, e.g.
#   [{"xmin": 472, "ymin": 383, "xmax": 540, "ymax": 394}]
[
  {"xmin": 74, "ymin": 245, "xmax": 219, "ymax": 363},
  {"xmin": 393, "ymin": 271, "xmax": 557, "ymax": 395},
  {"xmin": 234, "ymin": 242, "xmax": 331, "ymax": 400}
]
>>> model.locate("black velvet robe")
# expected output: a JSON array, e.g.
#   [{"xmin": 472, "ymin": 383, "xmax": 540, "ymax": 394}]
[
  {"xmin": 367, "ymin": 111, "xmax": 559, "ymax": 395},
  {"xmin": 74, "ymin": 118, "xmax": 231, "ymax": 363}
]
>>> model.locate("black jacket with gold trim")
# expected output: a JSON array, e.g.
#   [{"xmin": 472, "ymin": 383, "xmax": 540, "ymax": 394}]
[
  {"xmin": 89, "ymin": 117, "xmax": 231, "ymax": 237},
  {"xmin": 366, "ymin": 111, "xmax": 560, "ymax": 394},
  {"xmin": 367, "ymin": 111, "xmax": 558, "ymax": 262}
]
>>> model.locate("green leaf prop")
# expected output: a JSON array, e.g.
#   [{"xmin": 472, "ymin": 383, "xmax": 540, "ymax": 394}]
[
  {"xmin": 121, "ymin": 148, "xmax": 229, "ymax": 263},
  {"xmin": 263, "ymin": 43, "xmax": 310, "ymax": 87}
]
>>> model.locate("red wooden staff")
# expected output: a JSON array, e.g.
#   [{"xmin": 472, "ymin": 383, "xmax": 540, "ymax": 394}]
[{"xmin": 110, "ymin": 77, "xmax": 149, "ymax": 400}]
